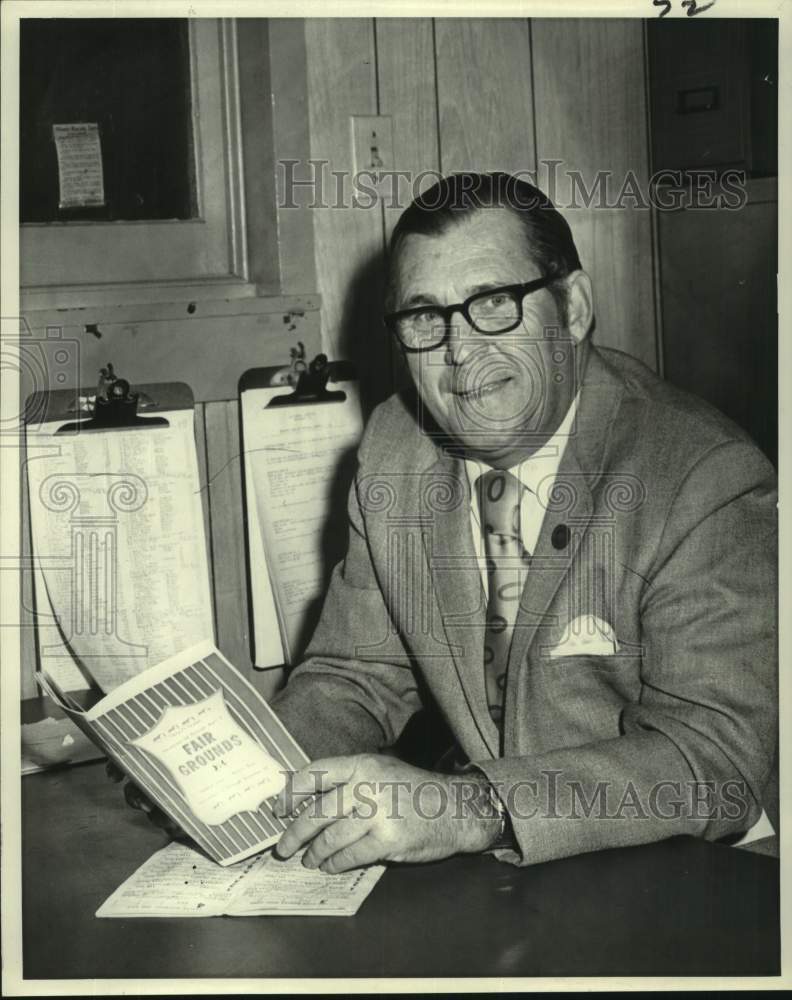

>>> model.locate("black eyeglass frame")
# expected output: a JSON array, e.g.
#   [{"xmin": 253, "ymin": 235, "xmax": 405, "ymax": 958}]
[{"xmin": 383, "ymin": 275, "xmax": 557, "ymax": 353}]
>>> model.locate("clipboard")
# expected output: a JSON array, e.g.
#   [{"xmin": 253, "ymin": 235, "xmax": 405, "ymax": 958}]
[
  {"xmin": 238, "ymin": 351, "xmax": 362, "ymax": 669},
  {"xmin": 21, "ymin": 371, "xmax": 215, "ymax": 772}
]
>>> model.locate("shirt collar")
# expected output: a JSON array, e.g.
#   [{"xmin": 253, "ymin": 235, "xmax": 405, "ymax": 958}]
[{"xmin": 463, "ymin": 393, "xmax": 580, "ymax": 500}]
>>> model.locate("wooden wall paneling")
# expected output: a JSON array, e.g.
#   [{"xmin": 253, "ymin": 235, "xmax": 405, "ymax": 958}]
[
  {"xmin": 20, "ymin": 295, "xmax": 322, "ymax": 405},
  {"xmin": 434, "ymin": 18, "xmax": 536, "ymax": 176},
  {"xmin": 204, "ymin": 401, "xmax": 255, "ymax": 690},
  {"xmin": 375, "ymin": 17, "xmax": 441, "ymax": 392},
  {"xmin": 268, "ymin": 18, "xmax": 318, "ymax": 297},
  {"xmin": 531, "ymin": 19, "xmax": 657, "ymax": 369},
  {"xmin": 193, "ymin": 401, "xmax": 214, "ymax": 636},
  {"xmin": 202, "ymin": 398, "xmax": 284, "ymax": 700},
  {"xmin": 376, "ymin": 17, "xmax": 441, "ymax": 241},
  {"xmin": 304, "ymin": 19, "xmax": 389, "ymax": 408}
]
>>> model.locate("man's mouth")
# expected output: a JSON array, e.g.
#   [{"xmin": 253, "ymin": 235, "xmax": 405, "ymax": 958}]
[{"xmin": 453, "ymin": 376, "xmax": 512, "ymax": 401}]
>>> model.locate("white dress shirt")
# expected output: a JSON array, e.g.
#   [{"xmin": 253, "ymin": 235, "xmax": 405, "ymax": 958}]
[{"xmin": 463, "ymin": 395, "xmax": 579, "ymax": 597}]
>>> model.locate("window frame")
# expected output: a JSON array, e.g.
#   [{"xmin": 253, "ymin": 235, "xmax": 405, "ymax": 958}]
[{"xmin": 20, "ymin": 19, "xmax": 251, "ymax": 307}]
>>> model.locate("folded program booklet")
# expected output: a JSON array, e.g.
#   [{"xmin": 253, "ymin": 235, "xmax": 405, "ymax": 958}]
[
  {"xmin": 36, "ymin": 639, "xmax": 308, "ymax": 866},
  {"xmin": 97, "ymin": 840, "xmax": 385, "ymax": 918}
]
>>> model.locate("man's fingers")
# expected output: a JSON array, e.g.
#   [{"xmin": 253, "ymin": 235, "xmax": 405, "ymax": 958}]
[
  {"xmin": 319, "ymin": 832, "xmax": 383, "ymax": 875},
  {"xmin": 105, "ymin": 760, "xmax": 125, "ymax": 783},
  {"xmin": 122, "ymin": 780, "xmax": 185, "ymax": 836},
  {"xmin": 123, "ymin": 780, "xmax": 153, "ymax": 814},
  {"xmin": 148, "ymin": 806, "xmax": 186, "ymax": 837},
  {"xmin": 276, "ymin": 783, "xmax": 356, "ymax": 859},
  {"xmin": 301, "ymin": 811, "xmax": 371, "ymax": 870},
  {"xmin": 273, "ymin": 756, "xmax": 361, "ymax": 817}
]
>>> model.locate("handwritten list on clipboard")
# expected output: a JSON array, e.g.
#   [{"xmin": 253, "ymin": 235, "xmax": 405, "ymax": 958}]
[
  {"xmin": 25, "ymin": 399, "xmax": 214, "ymax": 694},
  {"xmin": 240, "ymin": 380, "xmax": 363, "ymax": 667}
]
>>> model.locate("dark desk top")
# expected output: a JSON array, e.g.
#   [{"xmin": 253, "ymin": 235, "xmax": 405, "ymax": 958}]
[{"xmin": 22, "ymin": 761, "xmax": 779, "ymax": 980}]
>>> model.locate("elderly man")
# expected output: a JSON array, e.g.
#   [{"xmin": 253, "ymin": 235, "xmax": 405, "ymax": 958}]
[{"xmin": 127, "ymin": 173, "xmax": 777, "ymax": 872}]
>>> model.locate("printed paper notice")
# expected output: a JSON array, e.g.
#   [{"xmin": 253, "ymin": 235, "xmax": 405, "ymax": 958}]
[{"xmin": 53, "ymin": 123, "xmax": 105, "ymax": 209}]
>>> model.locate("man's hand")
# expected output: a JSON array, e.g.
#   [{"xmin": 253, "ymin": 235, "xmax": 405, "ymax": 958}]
[
  {"xmin": 272, "ymin": 754, "xmax": 502, "ymax": 873},
  {"xmin": 105, "ymin": 761, "xmax": 185, "ymax": 837}
]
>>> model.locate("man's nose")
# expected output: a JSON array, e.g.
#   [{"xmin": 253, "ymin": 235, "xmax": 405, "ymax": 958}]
[{"xmin": 443, "ymin": 310, "xmax": 478, "ymax": 366}]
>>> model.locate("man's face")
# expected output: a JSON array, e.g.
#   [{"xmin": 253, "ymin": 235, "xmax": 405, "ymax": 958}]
[{"xmin": 392, "ymin": 208, "xmax": 580, "ymax": 465}]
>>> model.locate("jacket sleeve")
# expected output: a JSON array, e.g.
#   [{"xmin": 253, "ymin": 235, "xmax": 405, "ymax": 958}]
[
  {"xmin": 475, "ymin": 439, "xmax": 778, "ymax": 866},
  {"xmin": 269, "ymin": 408, "xmax": 423, "ymax": 759}
]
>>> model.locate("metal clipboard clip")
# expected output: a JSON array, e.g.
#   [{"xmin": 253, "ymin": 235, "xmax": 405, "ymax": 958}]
[
  {"xmin": 264, "ymin": 346, "xmax": 351, "ymax": 408},
  {"xmin": 54, "ymin": 363, "xmax": 170, "ymax": 434}
]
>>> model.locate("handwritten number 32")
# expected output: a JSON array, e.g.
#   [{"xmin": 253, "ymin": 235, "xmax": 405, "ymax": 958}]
[{"xmin": 654, "ymin": 0, "xmax": 717, "ymax": 15}]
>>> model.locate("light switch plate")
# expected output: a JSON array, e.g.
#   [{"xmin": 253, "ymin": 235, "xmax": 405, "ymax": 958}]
[{"xmin": 350, "ymin": 115, "xmax": 394, "ymax": 175}]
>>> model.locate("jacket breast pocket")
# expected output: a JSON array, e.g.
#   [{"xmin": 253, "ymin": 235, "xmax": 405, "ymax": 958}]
[{"xmin": 523, "ymin": 652, "xmax": 643, "ymax": 746}]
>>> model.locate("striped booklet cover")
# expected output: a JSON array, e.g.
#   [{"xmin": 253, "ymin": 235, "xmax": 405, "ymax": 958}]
[{"xmin": 36, "ymin": 640, "xmax": 308, "ymax": 866}]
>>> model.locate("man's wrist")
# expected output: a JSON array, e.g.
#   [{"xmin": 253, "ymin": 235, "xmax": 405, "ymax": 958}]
[
  {"xmin": 450, "ymin": 772, "xmax": 509, "ymax": 852},
  {"xmin": 479, "ymin": 779, "xmax": 517, "ymax": 850}
]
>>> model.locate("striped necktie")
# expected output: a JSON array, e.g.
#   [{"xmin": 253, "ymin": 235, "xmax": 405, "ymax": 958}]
[{"xmin": 477, "ymin": 469, "xmax": 528, "ymax": 730}]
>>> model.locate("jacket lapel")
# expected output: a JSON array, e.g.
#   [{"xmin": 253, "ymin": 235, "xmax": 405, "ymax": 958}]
[
  {"xmin": 503, "ymin": 347, "xmax": 626, "ymax": 745},
  {"xmin": 403, "ymin": 346, "xmax": 625, "ymax": 759},
  {"xmin": 420, "ymin": 455, "xmax": 501, "ymax": 758},
  {"xmin": 503, "ymin": 446, "xmax": 592, "ymax": 722}
]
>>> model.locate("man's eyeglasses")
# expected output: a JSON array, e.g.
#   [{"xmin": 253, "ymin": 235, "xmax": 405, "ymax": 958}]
[{"xmin": 383, "ymin": 276, "xmax": 555, "ymax": 353}]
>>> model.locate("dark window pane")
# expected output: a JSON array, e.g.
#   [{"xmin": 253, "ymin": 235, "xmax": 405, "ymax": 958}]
[{"xmin": 21, "ymin": 19, "xmax": 197, "ymax": 223}]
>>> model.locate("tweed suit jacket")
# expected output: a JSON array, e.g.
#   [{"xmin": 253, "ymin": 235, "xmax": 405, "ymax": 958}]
[{"xmin": 271, "ymin": 345, "xmax": 777, "ymax": 865}]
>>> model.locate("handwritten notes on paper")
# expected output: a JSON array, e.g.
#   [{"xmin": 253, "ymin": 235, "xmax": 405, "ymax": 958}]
[
  {"xmin": 53, "ymin": 123, "xmax": 105, "ymax": 209},
  {"xmin": 25, "ymin": 410, "xmax": 213, "ymax": 692},
  {"xmin": 240, "ymin": 383, "xmax": 363, "ymax": 665},
  {"xmin": 652, "ymin": 0, "xmax": 716, "ymax": 15},
  {"xmin": 96, "ymin": 840, "xmax": 385, "ymax": 918}
]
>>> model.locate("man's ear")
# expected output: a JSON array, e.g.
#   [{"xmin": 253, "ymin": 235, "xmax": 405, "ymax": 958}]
[{"xmin": 564, "ymin": 270, "xmax": 594, "ymax": 344}]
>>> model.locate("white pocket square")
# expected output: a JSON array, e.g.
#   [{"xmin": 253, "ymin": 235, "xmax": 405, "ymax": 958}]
[
  {"xmin": 732, "ymin": 808, "xmax": 775, "ymax": 848},
  {"xmin": 548, "ymin": 615, "xmax": 619, "ymax": 658}
]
